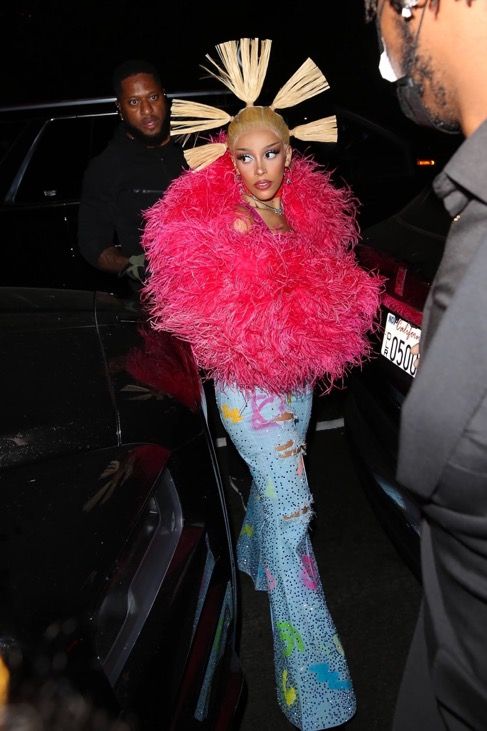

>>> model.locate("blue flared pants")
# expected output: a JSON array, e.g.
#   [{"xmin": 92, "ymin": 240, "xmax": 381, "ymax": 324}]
[{"xmin": 215, "ymin": 382, "xmax": 356, "ymax": 731}]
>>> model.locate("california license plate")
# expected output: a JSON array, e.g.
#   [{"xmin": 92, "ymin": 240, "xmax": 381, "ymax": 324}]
[{"xmin": 381, "ymin": 312, "xmax": 421, "ymax": 378}]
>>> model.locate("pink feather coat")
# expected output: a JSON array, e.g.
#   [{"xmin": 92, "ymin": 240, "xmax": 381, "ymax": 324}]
[{"xmin": 142, "ymin": 151, "xmax": 382, "ymax": 394}]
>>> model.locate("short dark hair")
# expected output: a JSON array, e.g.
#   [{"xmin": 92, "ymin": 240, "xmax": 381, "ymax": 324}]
[{"xmin": 112, "ymin": 59, "xmax": 164, "ymax": 98}]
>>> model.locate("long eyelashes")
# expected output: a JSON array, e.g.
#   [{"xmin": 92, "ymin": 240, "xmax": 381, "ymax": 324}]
[{"xmin": 236, "ymin": 149, "xmax": 280, "ymax": 164}]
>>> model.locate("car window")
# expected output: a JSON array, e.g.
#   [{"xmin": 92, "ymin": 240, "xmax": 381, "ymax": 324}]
[
  {"xmin": 15, "ymin": 116, "xmax": 93, "ymax": 205},
  {"xmin": 89, "ymin": 113, "xmax": 118, "ymax": 157},
  {"xmin": 0, "ymin": 120, "xmax": 28, "ymax": 165}
]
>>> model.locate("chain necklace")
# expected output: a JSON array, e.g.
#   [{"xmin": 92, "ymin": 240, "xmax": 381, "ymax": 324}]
[{"xmin": 249, "ymin": 193, "xmax": 284, "ymax": 216}]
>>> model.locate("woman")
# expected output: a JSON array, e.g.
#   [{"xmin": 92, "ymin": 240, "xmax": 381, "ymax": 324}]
[{"xmin": 142, "ymin": 39, "xmax": 382, "ymax": 731}]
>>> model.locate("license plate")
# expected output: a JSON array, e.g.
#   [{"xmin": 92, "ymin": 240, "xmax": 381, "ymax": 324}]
[{"xmin": 381, "ymin": 312, "xmax": 421, "ymax": 378}]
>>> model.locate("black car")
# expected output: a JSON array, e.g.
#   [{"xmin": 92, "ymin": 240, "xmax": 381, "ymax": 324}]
[
  {"xmin": 343, "ymin": 184, "xmax": 454, "ymax": 580},
  {"xmin": 0, "ymin": 91, "xmax": 232, "ymax": 294},
  {"xmin": 0, "ymin": 287, "xmax": 243, "ymax": 729}
]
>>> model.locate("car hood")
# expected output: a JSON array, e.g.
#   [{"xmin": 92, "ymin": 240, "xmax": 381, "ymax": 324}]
[
  {"xmin": 0, "ymin": 288, "xmax": 126, "ymax": 469},
  {"xmin": 0, "ymin": 288, "xmax": 204, "ymax": 470}
]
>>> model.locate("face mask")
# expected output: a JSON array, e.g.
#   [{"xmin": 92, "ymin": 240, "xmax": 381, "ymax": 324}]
[
  {"xmin": 378, "ymin": 11, "xmax": 461, "ymax": 134},
  {"xmin": 396, "ymin": 75, "xmax": 462, "ymax": 135},
  {"xmin": 379, "ymin": 46, "xmax": 399, "ymax": 83}
]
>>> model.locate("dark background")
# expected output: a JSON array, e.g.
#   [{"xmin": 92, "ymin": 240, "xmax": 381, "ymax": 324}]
[
  {"xmin": 1, "ymin": 2, "xmax": 461, "ymax": 237},
  {"xmin": 2, "ymin": 0, "xmax": 406, "ymax": 126}
]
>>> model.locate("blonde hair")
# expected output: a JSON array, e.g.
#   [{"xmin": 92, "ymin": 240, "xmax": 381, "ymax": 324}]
[
  {"xmin": 227, "ymin": 106, "xmax": 290, "ymax": 150},
  {"xmin": 172, "ymin": 38, "xmax": 337, "ymax": 170}
]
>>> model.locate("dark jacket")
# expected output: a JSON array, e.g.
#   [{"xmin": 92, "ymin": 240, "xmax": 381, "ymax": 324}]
[
  {"xmin": 395, "ymin": 119, "xmax": 487, "ymax": 731},
  {"xmin": 78, "ymin": 125, "xmax": 187, "ymax": 267}
]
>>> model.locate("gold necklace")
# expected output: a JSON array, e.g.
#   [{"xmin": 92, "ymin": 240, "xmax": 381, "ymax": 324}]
[{"xmin": 250, "ymin": 194, "xmax": 284, "ymax": 216}]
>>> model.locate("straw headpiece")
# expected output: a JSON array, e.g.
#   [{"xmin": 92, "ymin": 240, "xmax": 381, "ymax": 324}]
[{"xmin": 172, "ymin": 38, "xmax": 337, "ymax": 170}]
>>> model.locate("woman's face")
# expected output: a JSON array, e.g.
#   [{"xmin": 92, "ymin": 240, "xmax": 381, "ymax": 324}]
[{"xmin": 231, "ymin": 127, "xmax": 292, "ymax": 201}]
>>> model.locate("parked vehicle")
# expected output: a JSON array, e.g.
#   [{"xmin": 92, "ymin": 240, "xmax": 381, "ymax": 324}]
[
  {"xmin": 0, "ymin": 286, "xmax": 243, "ymax": 729},
  {"xmin": 343, "ymin": 185, "xmax": 454, "ymax": 580}
]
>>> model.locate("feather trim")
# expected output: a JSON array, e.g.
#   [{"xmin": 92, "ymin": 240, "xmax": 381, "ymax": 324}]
[{"xmin": 142, "ymin": 152, "xmax": 383, "ymax": 394}]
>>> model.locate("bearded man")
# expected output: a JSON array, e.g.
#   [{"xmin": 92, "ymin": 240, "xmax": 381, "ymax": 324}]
[
  {"xmin": 366, "ymin": 1, "xmax": 487, "ymax": 729},
  {"xmin": 78, "ymin": 59, "xmax": 187, "ymax": 293}
]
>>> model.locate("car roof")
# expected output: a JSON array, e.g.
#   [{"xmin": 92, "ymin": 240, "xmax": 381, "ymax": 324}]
[{"xmin": 0, "ymin": 90, "xmax": 233, "ymax": 119}]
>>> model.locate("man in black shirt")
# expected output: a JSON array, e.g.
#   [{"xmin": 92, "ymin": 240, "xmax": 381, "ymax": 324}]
[{"xmin": 78, "ymin": 59, "xmax": 187, "ymax": 293}]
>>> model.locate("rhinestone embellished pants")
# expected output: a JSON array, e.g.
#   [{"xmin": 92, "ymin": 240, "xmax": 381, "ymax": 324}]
[{"xmin": 215, "ymin": 383, "xmax": 356, "ymax": 730}]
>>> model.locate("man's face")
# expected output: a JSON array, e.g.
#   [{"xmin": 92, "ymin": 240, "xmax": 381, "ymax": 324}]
[
  {"xmin": 118, "ymin": 73, "xmax": 169, "ymax": 146},
  {"xmin": 378, "ymin": 1, "xmax": 460, "ymax": 132}
]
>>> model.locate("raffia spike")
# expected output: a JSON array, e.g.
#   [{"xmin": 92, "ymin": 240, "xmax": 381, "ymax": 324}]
[
  {"xmin": 271, "ymin": 58, "xmax": 330, "ymax": 110},
  {"xmin": 183, "ymin": 142, "xmax": 228, "ymax": 171},
  {"xmin": 290, "ymin": 115, "xmax": 338, "ymax": 144},
  {"xmin": 201, "ymin": 38, "xmax": 272, "ymax": 105},
  {"xmin": 170, "ymin": 99, "xmax": 232, "ymax": 135}
]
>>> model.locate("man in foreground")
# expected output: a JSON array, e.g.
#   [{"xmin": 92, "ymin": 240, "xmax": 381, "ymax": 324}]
[
  {"xmin": 367, "ymin": 1, "xmax": 487, "ymax": 729},
  {"xmin": 78, "ymin": 59, "xmax": 187, "ymax": 294}
]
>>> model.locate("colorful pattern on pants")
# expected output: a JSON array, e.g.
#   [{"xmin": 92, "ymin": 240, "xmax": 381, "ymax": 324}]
[{"xmin": 215, "ymin": 383, "xmax": 356, "ymax": 731}]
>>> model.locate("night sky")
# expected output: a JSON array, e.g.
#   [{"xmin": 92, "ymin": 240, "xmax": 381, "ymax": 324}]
[{"xmin": 2, "ymin": 0, "xmax": 407, "ymax": 127}]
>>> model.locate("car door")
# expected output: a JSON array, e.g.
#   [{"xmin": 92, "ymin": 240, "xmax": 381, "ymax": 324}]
[{"xmin": 0, "ymin": 113, "xmax": 120, "ymax": 292}]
